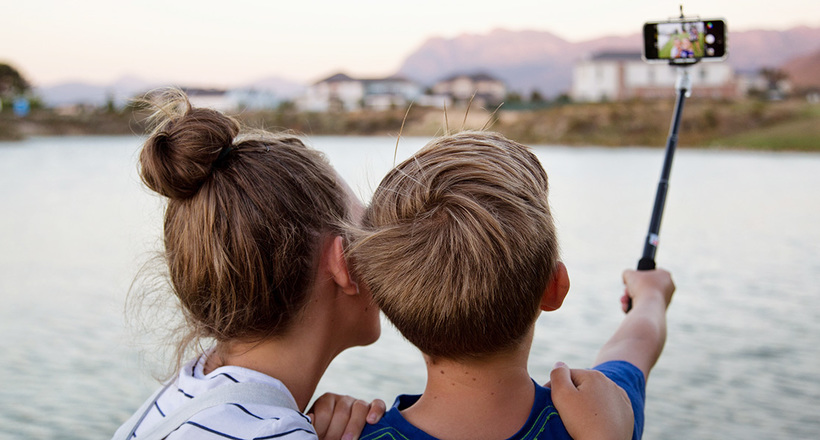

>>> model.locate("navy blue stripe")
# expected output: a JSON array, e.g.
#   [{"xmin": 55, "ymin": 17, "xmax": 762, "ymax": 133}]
[
  {"xmin": 184, "ymin": 421, "xmax": 245, "ymax": 440},
  {"xmin": 154, "ymin": 401, "xmax": 166, "ymax": 417},
  {"xmin": 254, "ymin": 427, "xmax": 315, "ymax": 439},
  {"xmin": 216, "ymin": 372, "xmax": 240, "ymax": 383},
  {"xmin": 177, "ymin": 388, "xmax": 195, "ymax": 399},
  {"xmin": 295, "ymin": 411, "xmax": 311, "ymax": 424},
  {"xmin": 228, "ymin": 403, "xmax": 277, "ymax": 421}
]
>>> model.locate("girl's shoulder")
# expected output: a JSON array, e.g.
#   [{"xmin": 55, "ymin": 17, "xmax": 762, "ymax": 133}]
[{"xmin": 124, "ymin": 356, "xmax": 317, "ymax": 440}]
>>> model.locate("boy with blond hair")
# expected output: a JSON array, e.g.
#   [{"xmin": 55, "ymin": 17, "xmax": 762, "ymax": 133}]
[{"xmin": 350, "ymin": 132, "xmax": 675, "ymax": 440}]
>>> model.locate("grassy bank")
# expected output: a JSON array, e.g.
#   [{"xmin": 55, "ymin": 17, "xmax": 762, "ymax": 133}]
[
  {"xmin": 0, "ymin": 108, "xmax": 142, "ymax": 140},
  {"xmin": 2, "ymin": 99, "xmax": 818, "ymax": 151},
  {"xmin": 494, "ymin": 99, "xmax": 820, "ymax": 151}
]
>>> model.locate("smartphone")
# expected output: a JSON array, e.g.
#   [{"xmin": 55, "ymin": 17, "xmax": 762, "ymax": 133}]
[{"xmin": 643, "ymin": 19, "xmax": 727, "ymax": 64}]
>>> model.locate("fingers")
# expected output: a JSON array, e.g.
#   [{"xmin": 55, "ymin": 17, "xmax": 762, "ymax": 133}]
[
  {"xmin": 550, "ymin": 364, "xmax": 612, "ymax": 396},
  {"xmin": 621, "ymin": 268, "xmax": 675, "ymax": 307},
  {"xmin": 309, "ymin": 393, "xmax": 381, "ymax": 440},
  {"xmin": 568, "ymin": 368, "xmax": 609, "ymax": 391},
  {"xmin": 366, "ymin": 399, "xmax": 386, "ymax": 424},
  {"xmin": 622, "ymin": 269, "xmax": 632, "ymax": 285},
  {"xmin": 548, "ymin": 361, "xmax": 573, "ymax": 395},
  {"xmin": 334, "ymin": 398, "xmax": 384, "ymax": 440},
  {"xmin": 549, "ymin": 366, "xmax": 634, "ymax": 440},
  {"xmin": 333, "ymin": 398, "xmax": 369, "ymax": 440},
  {"xmin": 310, "ymin": 393, "xmax": 358, "ymax": 440},
  {"xmin": 308, "ymin": 393, "xmax": 335, "ymax": 440}
]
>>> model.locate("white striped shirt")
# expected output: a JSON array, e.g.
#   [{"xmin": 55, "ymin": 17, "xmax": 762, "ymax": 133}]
[{"xmin": 115, "ymin": 355, "xmax": 316, "ymax": 440}]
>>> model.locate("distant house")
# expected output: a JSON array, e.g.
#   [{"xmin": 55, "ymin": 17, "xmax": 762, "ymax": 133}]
[
  {"xmin": 299, "ymin": 73, "xmax": 364, "ymax": 112},
  {"xmin": 416, "ymin": 93, "xmax": 454, "ymax": 109},
  {"xmin": 184, "ymin": 87, "xmax": 281, "ymax": 111},
  {"xmin": 298, "ymin": 73, "xmax": 421, "ymax": 112},
  {"xmin": 227, "ymin": 88, "xmax": 283, "ymax": 110},
  {"xmin": 184, "ymin": 88, "xmax": 230, "ymax": 111},
  {"xmin": 735, "ymin": 69, "xmax": 793, "ymax": 100},
  {"xmin": 432, "ymin": 73, "xmax": 506, "ymax": 108},
  {"xmin": 361, "ymin": 76, "xmax": 424, "ymax": 111},
  {"xmin": 571, "ymin": 52, "xmax": 738, "ymax": 101}
]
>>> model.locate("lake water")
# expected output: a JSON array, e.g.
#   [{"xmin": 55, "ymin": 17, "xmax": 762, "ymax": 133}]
[{"xmin": 1, "ymin": 135, "xmax": 818, "ymax": 439}]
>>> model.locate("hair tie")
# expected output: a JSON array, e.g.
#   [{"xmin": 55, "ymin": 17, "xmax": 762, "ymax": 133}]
[{"xmin": 214, "ymin": 145, "xmax": 234, "ymax": 165}]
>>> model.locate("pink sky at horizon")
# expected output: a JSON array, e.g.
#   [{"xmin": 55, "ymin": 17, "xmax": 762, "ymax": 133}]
[{"xmin": 3, "ymin": 0, "xmax": 818, "ymax": 88}]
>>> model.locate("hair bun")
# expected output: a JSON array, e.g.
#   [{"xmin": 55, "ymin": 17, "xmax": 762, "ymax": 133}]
[{"xmin": 139, "ymin": 89, "xmax": 240, "ymax": 200}]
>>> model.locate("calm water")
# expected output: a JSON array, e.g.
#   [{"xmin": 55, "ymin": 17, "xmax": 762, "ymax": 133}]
[{"xmin": 1, "ymin": 135, "xmax": 818, "ymax": 439}]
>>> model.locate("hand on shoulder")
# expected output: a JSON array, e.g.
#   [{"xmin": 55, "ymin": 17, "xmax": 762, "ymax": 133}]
[
  {"xmin": 548, "ymin": 362, "xmax": 634, "ymax": 440},
  {"xmin": 308, "ymin": 393, "xmax": 386, "ymax": 440}
]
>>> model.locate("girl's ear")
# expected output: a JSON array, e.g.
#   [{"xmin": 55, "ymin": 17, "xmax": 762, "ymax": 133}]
[
  {"xmin": 327, "ymin": 236, "xmax": 359, "ymax": 295},
  {"xmin": 540, "ymin": 262, "xmax": 570, "ymax": 312}
]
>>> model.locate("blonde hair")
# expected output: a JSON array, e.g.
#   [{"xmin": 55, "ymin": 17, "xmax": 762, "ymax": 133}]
[
  {"xmin": 350, "ymin": 131, "xmax": 559, "ymax": 359},
  {"xmin": 137, "ymin": 89, "xmax": 349, "ymax": 369}
]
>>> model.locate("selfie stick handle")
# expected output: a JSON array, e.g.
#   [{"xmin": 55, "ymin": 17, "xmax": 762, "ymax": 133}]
[{"xmin": 627, "ymin": 67, "xmax": 692, "ymax": 312}]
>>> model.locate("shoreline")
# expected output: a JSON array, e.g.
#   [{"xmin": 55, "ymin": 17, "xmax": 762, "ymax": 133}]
[{"xmin": 2, "ymin": 99, "xmax": 818, "ymax": 152}]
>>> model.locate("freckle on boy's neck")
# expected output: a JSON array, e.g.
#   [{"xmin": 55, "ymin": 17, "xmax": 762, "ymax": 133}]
[{"xmin": 400, "ymin": 345, "xmax": 536, "ymax": 440}]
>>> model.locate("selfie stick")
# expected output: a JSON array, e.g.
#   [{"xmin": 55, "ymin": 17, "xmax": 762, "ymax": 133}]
[{"xmin": 627, "ymin": 63, "xmax": 693, "ymax": 312}]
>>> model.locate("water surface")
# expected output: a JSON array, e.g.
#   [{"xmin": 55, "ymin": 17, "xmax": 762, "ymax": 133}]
[{"xmin": 1, "ymin": 135, "xmax": 818, "ymax": 439}]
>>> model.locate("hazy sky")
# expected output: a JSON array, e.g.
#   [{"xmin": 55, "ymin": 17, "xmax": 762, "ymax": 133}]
[{"xmin": 4, "ymin": 0, "xmax": 818, "ymax": 87}]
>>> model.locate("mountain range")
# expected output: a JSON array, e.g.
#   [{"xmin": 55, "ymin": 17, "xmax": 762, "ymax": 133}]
[
  {"xmin": 35, "ymin": 75, "xmax": 306, "ymax": 108},
  {"xmin": 397, "ymin": 26, "xmax": 820, "ymax": 95},
  {"xmin": 781, "ymin": 48, "xmax": 820, "ymax": 90},
  {"xmin": 35, "ymin": 25, "xmax": 820, "ymax": 106}
]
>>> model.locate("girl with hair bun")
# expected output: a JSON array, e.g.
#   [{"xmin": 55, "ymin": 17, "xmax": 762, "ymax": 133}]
[
  {"xmin": 113, "ymin": 89, "xmax": 382, "ymax": 440},
  {"xmin": 115, "ymin": 89, "xmax": 642, "ymax": 440}
]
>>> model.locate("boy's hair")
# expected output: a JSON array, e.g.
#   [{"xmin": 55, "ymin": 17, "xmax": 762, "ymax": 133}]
[{"xmin": 350, "ymin": 131, "xmax": 559, "ymax": 359}]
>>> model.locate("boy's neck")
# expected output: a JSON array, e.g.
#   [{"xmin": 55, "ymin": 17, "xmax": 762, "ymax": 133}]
[{"xmin": 402, "ymin": 345, "xmax": 535, "ymax": 440}]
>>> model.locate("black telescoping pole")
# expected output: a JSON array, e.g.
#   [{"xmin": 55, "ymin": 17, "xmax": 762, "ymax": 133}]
[{"xmin": 627, "ymin": 67, "xmax": 691, "ymax": 312}]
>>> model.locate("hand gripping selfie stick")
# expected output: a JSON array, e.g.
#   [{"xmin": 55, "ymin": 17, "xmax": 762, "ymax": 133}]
[{"xmin": 627, "ymin": 59, "xmax": 694, "ymax": 312}]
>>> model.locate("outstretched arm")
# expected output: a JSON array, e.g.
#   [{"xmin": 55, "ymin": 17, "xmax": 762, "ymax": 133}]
[{"xmin": 594, "ymin": 269, "xmax": 675, "ymax": 379}]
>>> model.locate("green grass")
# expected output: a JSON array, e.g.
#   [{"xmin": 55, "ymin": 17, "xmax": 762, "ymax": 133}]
[
  {"xmin": 709, "ymin": 118, "xmax": 820, "ymax": 151},
  {"xmin": 3, "ymin": 100, "xmax": 818, "ymax": 152}
]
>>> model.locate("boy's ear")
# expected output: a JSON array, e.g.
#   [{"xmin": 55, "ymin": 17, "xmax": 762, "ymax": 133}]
[
  {"xmin": 327, "ymin": 236, "xmax": 359, "ymax": 296},
  {"xmin": 540, "ymin": 262, "xmax": 570, "ymax": 312}
]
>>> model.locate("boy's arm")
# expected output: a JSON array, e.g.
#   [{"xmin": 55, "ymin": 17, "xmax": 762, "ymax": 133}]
[
  {"xmin": 549, "ymin": 362, "xmax": 634, "ymax": 440},
  {"xmin": 594, "ymin": 269, "xmax": 675, "ymax": 379}
]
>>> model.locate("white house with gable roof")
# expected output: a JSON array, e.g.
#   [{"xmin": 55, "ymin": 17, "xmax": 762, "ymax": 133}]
[
  {"xmin": 298, "ymin": 73, "xmax": 422, "ymax": 112},
  {"xmin": 432, "ymin": 73, "xmax": 506, "ymax": 107},
  {"xmin": 299, "ymin": 73, "xmax": 364, "ymax": 112},
  {"xmin": 179, "ymin": 87, "xmax": 282, "ymax": 111},
  {"xmin": 572, "ymin": 51, "xmax": 737, "ymax": 101}
]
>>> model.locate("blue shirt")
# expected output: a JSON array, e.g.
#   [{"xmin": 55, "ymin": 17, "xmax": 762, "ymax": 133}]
[{"xmin": 360, "ymin": 361, "xmax": 646, "ymax": 440}]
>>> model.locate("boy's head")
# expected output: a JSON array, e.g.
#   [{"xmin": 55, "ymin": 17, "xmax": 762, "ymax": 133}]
[{"xmin": 350, "ymin": 131, "xmax": 565, "ymax": 360}]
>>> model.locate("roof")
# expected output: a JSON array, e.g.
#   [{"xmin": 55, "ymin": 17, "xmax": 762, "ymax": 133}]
[
  {"xmin": 315, "ymin": 73, "xmax": 417, "ymax": 86},
  {"xmin": 315, "ymin": 73, "xmax": 355, "ymax": 84},
  {"xmin": 440, "ymin": 72, "xmax": 502, "ymax": 83},
  {"xmin": 360, "ymin": 76, "xmax": 416, "ymax": 85},
  {"xmin": 589, "ymin": 51, "xmax": 643, "ymax": 61},
  {"xmin": 182, "ymin": 87, "xmax": 227, "ymax": 97}
]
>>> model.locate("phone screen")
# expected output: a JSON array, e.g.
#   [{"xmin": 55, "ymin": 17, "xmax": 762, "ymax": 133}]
[{"xmin": 643, "ymin": 19, "xmax": 726, "ymax": 63}]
